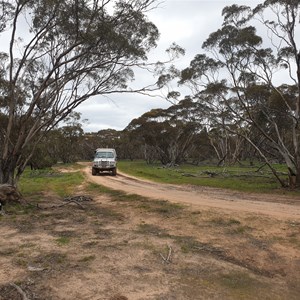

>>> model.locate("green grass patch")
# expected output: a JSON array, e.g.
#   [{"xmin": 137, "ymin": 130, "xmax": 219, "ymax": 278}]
[
  {"xmin": 78, "ymin": 255, "xmax": 96, "ymax": 263},
  {"xmin": 289, "ymin": 237, "xmax": 300, "ymax": 249},
  {"xmin": 209, "ymin": 217, "xmax": 241, "ymax": 226},
  {"xmin": 118, "ymin": 160, "xmax": 300, "ymax": 194},
  {"xmin": 88, "ymin": 205, "xmax": 124, "ymax": 222},
  {"xmin": 208, "ymin": 217, "xmax": 251, "ymax": 234},
  {"xmin": 217, "ymin": 271, "xmax": 262, "ymax": 295},
  {"xmin": 227, "ymin": 226, "xmax": 251, "ymax": 235},
  {"xmin": 32, "ymin": 252, "xmax": 69, "ymax": 268},
  {"xmin": 137, "ymin": 223, "xmax": 169, "ymax": 237},
  {"xmin": 4, "ymin": 203, "xmax": 36, "ymax": 215},
  {"xmin": 19, "ymin": 167, "xmax": 84, "ymax": 198},
  {"xmin": 56, "ymin": 162, "xmax": 86, "ymax": 170},
  {"xmin": 55, "ymin": 237, "xmax": 71, "ymax": 246},
  {"xmin": 19, "ymin": 243, "xmax": 36, "ymax": 249},
  {"xmin": 0, "ymin": 248, "xmax": 18, "ymax": 256},
  {"xmin": 87, "ymin": 182, "xmax": 124, "ymax": 198}
]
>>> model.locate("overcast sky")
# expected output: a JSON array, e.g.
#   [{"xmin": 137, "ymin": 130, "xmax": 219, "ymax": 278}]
[{"xmin": 76, "ymin": 0, "xmax": 262, "ymax": 132}]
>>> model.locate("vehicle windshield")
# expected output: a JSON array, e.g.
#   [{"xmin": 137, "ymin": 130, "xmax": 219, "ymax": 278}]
[{"xmin": 95, "ymin": 152, "xmax": 114, "ymax": 159}]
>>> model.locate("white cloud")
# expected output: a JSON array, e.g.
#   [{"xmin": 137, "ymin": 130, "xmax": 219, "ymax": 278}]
[
  {"xmin": 76, "ymin": 92, "xmax": 171, "ymax": 132},
  {"xmin": 77, "ymin": 0, "xmax": 263, "ymax": 132}
]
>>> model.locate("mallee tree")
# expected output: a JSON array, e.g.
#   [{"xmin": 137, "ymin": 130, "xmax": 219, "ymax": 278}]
[
  {"xmin": 179, "ymin": 0, "xmax": 300, "ymax": 187},
  {"xmin": 0, "ymin": 0, "xmax": 162, "ymax": 186}
]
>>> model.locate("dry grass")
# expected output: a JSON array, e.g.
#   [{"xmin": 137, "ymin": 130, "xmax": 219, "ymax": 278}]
[{"xmin": 0, "ymin": 168, "xmax": 300, "ymax": 299}]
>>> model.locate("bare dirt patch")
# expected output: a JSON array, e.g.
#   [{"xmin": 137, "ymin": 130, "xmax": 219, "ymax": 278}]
[
  {"xmin": 84, "ymin": 165, "xmax": 300, "ymax": 220},
  {"xmin": 0, "ymin": 166, "xmax": 300, "ymax": 299}
]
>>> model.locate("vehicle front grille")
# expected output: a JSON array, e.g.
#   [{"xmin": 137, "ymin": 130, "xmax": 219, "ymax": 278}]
[{"xmin": 96, "ymin": 161, "xmax": 109, "ymax": 168}]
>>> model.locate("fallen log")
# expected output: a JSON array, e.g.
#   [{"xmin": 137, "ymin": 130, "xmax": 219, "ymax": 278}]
[{"xmin": 0, "ymin": 184, "xmax": 22, "ymax": 207}]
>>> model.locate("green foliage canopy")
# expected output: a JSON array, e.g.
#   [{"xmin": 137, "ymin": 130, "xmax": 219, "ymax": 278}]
[{"xmin": 0, "ymin": 0, "xmax": 161, "ymax": 185}]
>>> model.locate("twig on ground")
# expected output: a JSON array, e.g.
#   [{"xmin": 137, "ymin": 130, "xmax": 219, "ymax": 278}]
[
  {"xmin": 41, "ymin": 195, "xmax": 93, "ymax": 210},
  {"xmin": 55, "ymin": 200, "xmax": 85, "ymax": 210},
  {"xmin": 160, "ymin": 245, "xmax": 172, "ymax": 264},
  {"xmin": 166, "ymin": 245, "xmax": 172, "ymax": 261},
  {"xmin": 63, "ymin": 195, "xmax": 92, "ymax": 202},
  {"xmin": 160, "ymin": 253, "xmax": 167, "ymax": 263},
  {"xmin": 10, "ymin": 283, "xmax": 30, "ymax": 300},
  {"xmin": 27, "ymin": 265, "xmax": 47, "ymax": 272}
]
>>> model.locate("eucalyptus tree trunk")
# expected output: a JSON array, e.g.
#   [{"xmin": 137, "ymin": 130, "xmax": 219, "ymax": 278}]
[
  {"xmin": 0, "ymin": 159, "xmax": 16, "ymax": 186},
  {"xmin": 0, "ymin": 0, "xmax": 172, "ymax": 187}
]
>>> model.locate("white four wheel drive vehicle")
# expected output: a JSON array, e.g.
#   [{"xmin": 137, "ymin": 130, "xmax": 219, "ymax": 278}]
[{"xmin": 92, "ymin": 148, "xmax": 117, "ymax": 176}]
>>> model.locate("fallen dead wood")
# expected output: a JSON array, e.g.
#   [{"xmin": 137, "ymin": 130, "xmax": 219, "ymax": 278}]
[
  {"xmin": 55, "ymin": 199, "xmax": 85, "ymax": 210},
  {"xmin": 9, "ymin": 283, "xmax": 29, "ymax": 300},
  {"xmin": 160, "ymin": 245, "xmax": 172, "ymax": 264},
  {"xmin": 28, "ymin": 265, "xmax": 47, "ymax": 272},
  {"xmin": 63, "ymin": 195, "xmax": 93, "ymax": 202},
  {"xmin": 41, "ymin": 195, "xmax": 93, "ymax": 210}
]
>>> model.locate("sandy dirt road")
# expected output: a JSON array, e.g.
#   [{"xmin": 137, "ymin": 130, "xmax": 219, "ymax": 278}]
[
  {"xmin": 83, "ymin": 166, "xmax": 300, "ymax": 220},
  {"xmin": 1, "ymin": 164, "xmax": 300, "ymax": 299}
]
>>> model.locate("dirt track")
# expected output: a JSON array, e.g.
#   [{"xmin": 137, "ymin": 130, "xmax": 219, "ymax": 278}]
[
  {"xmin": 83, "ymin": 166, "xmax": 300, "ymax": 220},
  {"xmin": 1, "ymin": 165, "xmax": 300, "ymax": 299}
]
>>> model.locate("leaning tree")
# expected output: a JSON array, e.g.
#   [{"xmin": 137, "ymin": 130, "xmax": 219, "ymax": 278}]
[
  {"xmin": 0, "ymin": 0, "xmax": 178, "ymax": 186},
  {"xmin": 179, "ymin": 0, "xmax": 300, "ymax": 187}
]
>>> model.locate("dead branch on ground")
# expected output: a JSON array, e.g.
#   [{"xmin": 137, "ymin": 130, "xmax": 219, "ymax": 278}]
[
  {"xmin": 160, "ymin": 245, "xmax": 172, "ymax": 264},
  {"xmin": 9, "ymin": 283, "xmax": 30, "ymax": 300},
  {"xmin": 40, "ymin": 195, "xmax": 93, "ymax": 210}
]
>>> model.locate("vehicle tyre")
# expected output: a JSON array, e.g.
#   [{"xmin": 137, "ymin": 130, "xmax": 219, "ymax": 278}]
[
  {"xmin": 112, "ymin": 168, "xmax": 117, "ymax": 176},
  {"xmin": 92, "ymin": 167, "xmax": 97, "ymax": 176}
]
